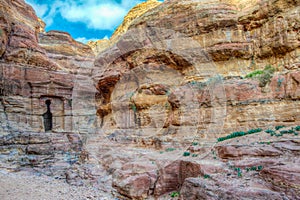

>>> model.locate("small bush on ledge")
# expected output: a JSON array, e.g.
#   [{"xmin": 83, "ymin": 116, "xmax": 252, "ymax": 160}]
[
  {"xmin": 170, "ymin": 191, "xmax": 180, "ymax": 198},
  {"xmin": 183, "ymin": 152, "xmax": 190, "ymax": 156},
  {"xmin": 245, "ymin": 65, "xmax": 275, "ymax": 87},
  {"xmin": 217, "ymin": 128, "xmax": 262, "ymax": 142}
]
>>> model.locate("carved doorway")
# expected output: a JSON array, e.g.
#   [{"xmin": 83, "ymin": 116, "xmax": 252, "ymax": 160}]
[
  {"xmin": 40, "ymin": 96, "xmax": 65, "ymax": 132},
  {"xmin": 43, "ymin": 99, "xmax": 52, "ymax": 131}
]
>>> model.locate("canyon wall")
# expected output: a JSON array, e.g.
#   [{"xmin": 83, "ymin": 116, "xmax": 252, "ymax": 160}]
[
  {"xmin": 93, "ymin": 0, "xmax": 300, "ymax": 143},
  {"xmin": 0, "ymin": 0, "xmax": 96, "ymax": 135},
  {"xmin": 0, "ymin": 0, "xmax": 98, "ymax": 178}
]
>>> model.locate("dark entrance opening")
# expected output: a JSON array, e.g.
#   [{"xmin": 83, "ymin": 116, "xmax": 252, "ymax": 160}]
[{"xmin": 43, "ymin": 99, "xmax": 53, "ymax": 132}]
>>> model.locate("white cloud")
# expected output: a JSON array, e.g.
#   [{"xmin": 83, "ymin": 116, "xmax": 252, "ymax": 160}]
[
  {"xmin": 27, "ymin": 0, "xmax": 146, "ymax": 31},
  {"xmin": 61, "ymin": 3, "xmax": 127, "ymax": 30},
  {"xmin": 25, "ymin": 0, "xmax": 48, "ymax": 17}
]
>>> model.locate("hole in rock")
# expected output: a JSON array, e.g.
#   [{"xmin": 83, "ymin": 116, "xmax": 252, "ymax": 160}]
[{"xmin": 43, "ymin": 99, "xmax": 53, "ymax": 132}]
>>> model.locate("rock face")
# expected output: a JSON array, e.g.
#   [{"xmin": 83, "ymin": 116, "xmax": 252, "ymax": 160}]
[
  {"xmin": 0, "ymin": 0, "xmax": 58, "ymax": 69},
  {"xmin": 93, "ymin": 0, "xmax": 300, "ymax": 143},
  {"xmin": 110, "ymin": 0, "xmax": 161, "ymax": 44},
  {"xmin": 87, "ymin": 0, "xmax": 161, "ymax": 55},
  {"xmin": 0, "ymin": 0, "xmax": 96, "ymax": 134}
]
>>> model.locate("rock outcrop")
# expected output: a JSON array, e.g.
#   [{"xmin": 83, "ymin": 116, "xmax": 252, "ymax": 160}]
[
  {"xmin": 0, "ymin": 0, "xmax": 96, "ymax": 184},
  {"xmin": 0, "ymin": 0, "xmax": 58, "ymax": 69},
  {"xmin": 93, "ymin": 0, "xmax": 300, "ymax": 143},
  {"xmin": 87, "ymin": 0, "xmax": 161, "ymax": 55},
  {"xmin": 0, "ymin": 0, "xmax": 96, "ymax": 134}
]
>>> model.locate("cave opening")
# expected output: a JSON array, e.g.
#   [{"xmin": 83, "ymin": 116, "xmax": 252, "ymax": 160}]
[{"xmin": 43, "ymin": 99, "xmax": 53, "ymax": 132}]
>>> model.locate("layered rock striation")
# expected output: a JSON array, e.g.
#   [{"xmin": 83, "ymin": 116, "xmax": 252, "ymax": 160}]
[
  {"xmin": 93, "ymin": 0, "xmax": 300, "ymax": 143},
  {"xmin": 0, "ymin": 0, "xmax": 96, "ymax": 180},
  {"xmin": 87, "ymin": 0, "xmax": 161, "ymax": 55}
]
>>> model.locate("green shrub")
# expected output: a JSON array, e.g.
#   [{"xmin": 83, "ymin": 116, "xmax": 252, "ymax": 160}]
[
  {"xmin": 247, "ymin": 128, "xmax": 262, "ymax": 134},
  {"xmin": 265, "ymin": 129, "xmax": 275, "ymax": 136},
  {"xmin": 238, "ymin": 171, "xmax": 242, "ymax": 177},
  {"xmin": 265, "ymin": 129, "xmax": 274, "ymax": 133},
  {"xmin": 130, "ymin": 104, "xmax": 137, "ymax": 112},
  {"xmin": 234, "ymin": 167, "xmax": 241, "ymax": 172},
  {"xmin": 245, "ymin": 65, "xmax": 275, "ymax": 87},
  {"xmin": 280, "ymin": 130, "xmax": 289, "ymax": 134},
  {"xmin": 257, "ymin": 166, "xmax": 263, "ymax": 171},
  {"xmin": 245, "ymin": 70, "xmax": 263, "ymax": 78},
  {"xmin": 287, "ymin": 129, "xmax": 295, "ymax": 134},
  {"xmin": 217, "ymin": 128, "xmax": 262, "ymax": 142},
  {"xmin": 166, "ymin": 148, "xmax": 176, "ymax": 152},
  {"xmin": 275, "ymin": 125, "xmax": 285, "ymax": 130},
  {"xmin": 170, "ymin": 191, "xmax": 180, "ymax": 198},
  {"xmin": 192, "ymin": 142, "xmax": 198, "ymax": 146},
  {"xmin": 204, "ymin": 174, "xmax": 211, "ymax": 179},
  {"xmin": 183, "ymin": 152, "xmax": 190, "ymax": 156},
  {"xmin": 246, "ymin": 166, "xmax": 263, "ymax": 172},
  {"xmin": 295, "ymin": 126, "xmax": 300, "ymax": 131},
  {"xmin": 192, "ymin": 154, "xmax": 198, "ymax": 157}
]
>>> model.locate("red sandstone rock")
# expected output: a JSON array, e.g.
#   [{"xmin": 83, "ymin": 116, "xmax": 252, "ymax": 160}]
[
  {"xmin": 216, "ymin": 145, "xmax": 283, "ymax": 159},
  {"xmin": 260, "ymin": 164, "xmax": 300, "ymax": 199},
  {"xmin": 180, "ymin": 177, "xmax": 285, "ymax": 200}
]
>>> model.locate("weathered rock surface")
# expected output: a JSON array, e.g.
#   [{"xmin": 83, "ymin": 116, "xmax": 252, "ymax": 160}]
[
  {"xmin": 260, "ymin": 164, "xmax": 300, "ymax": 199},
  {"xmin": 0, "ymin": 132, "xmax": 85, "ymax": 177},
  {"xmin": 87, "ymin": 0, "xmax": 161, "ymax": 55},
  {"xmin": 181, "ymin": 177, "xmax": 285, "ymax": 200},
  {"xmin": 0, "ymin": 0, "xmax": 96, "ymax": 134},
  {"xmin": 38, "ymin": 30, "xmax": 95, "ymax": 74},
  {"xmin": 0, "ymin": 0, "xmax": 58, "ymax": 69}
]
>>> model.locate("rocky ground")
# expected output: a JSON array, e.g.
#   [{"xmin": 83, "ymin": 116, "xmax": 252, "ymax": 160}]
[
  {"xmin": 0, "ymin": 126, "xmax": 299, "ymax": 199},
  {"xmin": 0, "ymin": 170, "xmax": 113, "ymax": 200}
]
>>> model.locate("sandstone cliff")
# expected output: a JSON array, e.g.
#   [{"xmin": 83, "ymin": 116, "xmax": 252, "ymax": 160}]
[
  {"xmin": 91, "ymin": 1, "xmax": 300, "ymax": 197},
  {"xmin": 0, "ymin": 0, "xmax": 96, "ymax": 176},
  {"xmin": 0, "ymin": 0, "xmax": 58, "ymax": 69},
  {"xmin": 94, "ymin": 0, "xmax": 300, "ymax": 139},
  {"xmin": 87, "ymin": 0, "xmax": 161, "ymax": 55}
]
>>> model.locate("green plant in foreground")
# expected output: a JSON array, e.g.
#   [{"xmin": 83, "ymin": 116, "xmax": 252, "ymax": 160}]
[
  {"xmin": 295, "ymin": 126, "xmax": 300, "ymax": 131},
  {"xmin": 170, "ymin": 191, "xmax": 180, "ymax": 198},
  {"xmin": 238, "ymin": 171, "xmax": 242, "ymax": 177},
  {"xmin": 192, "ymin": 142, "xmax": 198, "ymax": 146},
  {"xmin": 204, "ymin": 174, "xmax": 211, "ymax": 179},
  {"xmin": 183, "ymin": 152, "xmax": 190, "ymax": 156},
  {"xmin": 192, "ymin": 154, "xmax": 198, "ymax": 157}
]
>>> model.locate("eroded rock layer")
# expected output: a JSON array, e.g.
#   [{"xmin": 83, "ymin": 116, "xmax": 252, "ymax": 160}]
[
  {"xmin": 93, "ymin": 0, "xmax": 300, "ymax": 143},
  {"xmin": 0, "ymin": 0, "xmax": 96, "ymax": 176}
]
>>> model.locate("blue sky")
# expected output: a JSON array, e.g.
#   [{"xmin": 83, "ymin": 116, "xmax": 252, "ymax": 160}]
[{"xmin": 25, "ymin": 0, "xmax": 160, "ymax": 43}]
